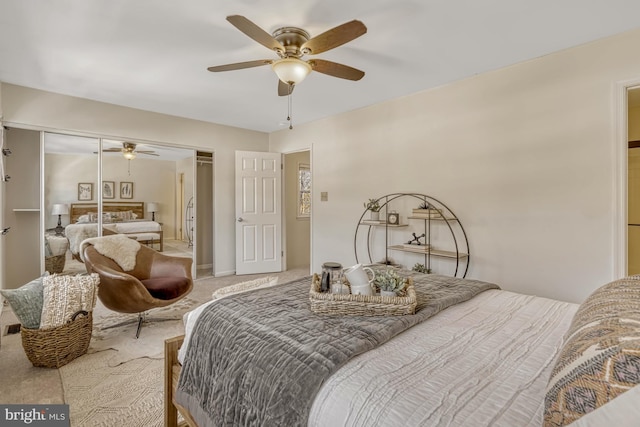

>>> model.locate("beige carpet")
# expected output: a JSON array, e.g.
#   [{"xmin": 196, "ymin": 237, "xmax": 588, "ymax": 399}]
[{"xmin": 58, "ymin": 268, "xmax": 309, "ymax": 427}]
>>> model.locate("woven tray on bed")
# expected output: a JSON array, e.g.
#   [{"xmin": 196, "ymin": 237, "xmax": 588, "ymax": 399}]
[{"xmin": 309, "ymin": 273, "xmax": 417, "ymax": 316}]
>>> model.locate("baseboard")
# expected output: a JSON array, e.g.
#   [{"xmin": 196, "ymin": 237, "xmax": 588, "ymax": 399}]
[
  {"xmin": 214, "ymin": 270, "xmax": 235, "ymax": 277},
  {"xmin": 196, "ymin": 263, "xmax": 213, "ymax": 269}
]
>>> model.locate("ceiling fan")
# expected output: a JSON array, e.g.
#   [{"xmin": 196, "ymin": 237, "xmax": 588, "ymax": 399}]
[
  {"xmin": 208, "ymin": 15, "xmax": 367, "ymax": 96},
  {"xmin": 102, "ymin": 142, "xmax": 159, "ymax": 160}
]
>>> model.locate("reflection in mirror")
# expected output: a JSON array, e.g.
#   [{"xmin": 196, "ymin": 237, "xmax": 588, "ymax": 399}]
[
  {"xmin": 44, "ymin": 133, "xmax": 204, "ymax": 278},
  {"xmin": 101, "ymin": 138, "xmax": 198, "ymax": 276},
  {"xmin": 44, "ymin": 133, "xmax": 99, "ymax": 274}
]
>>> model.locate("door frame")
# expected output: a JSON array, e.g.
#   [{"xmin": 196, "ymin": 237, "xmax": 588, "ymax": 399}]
[
  {"xmin": 615, "ymin": 78, "xmax": 640, "ymax": 278},
  {"xmin": 281, "ymin": 148, "xmax": 312, "ymax": 274}
]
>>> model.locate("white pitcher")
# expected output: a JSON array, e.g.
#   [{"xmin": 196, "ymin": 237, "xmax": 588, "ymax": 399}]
[{"xmin": 344, "ymin": 264, "xmax": 375, "ymax": 295}]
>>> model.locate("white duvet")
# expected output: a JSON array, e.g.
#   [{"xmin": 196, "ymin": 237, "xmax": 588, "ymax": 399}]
[
  {"xmin": 66, "ymin": 220, "xmax": 160, "ymax": 254},
  {"xmin": 180, "ymin": 289, "xmax": 578, "ymax": 427}
]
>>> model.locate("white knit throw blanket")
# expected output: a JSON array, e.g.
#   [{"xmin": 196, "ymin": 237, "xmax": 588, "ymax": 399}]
[{"xmin": 79, "ymin": 235, "xmax": 141, "ymax": 271}]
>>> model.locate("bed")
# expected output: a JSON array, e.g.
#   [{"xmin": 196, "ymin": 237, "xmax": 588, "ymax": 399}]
[
  {"xmin": 164, "ymin": 271, "xmax": 640, "ymax": 427},
  {"xmin": 65, "ymin": 202, "xmax": 163, "ymax": 258}
]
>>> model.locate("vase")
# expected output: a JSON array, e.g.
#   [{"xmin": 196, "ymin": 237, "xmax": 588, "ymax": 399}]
[
  {"xmin": 370, "ymin": 211, "xmax": 380, "ymax": 221},
  {"xmin": 380, "ymin": 290, "xmax": 396, "ymax": 297}
]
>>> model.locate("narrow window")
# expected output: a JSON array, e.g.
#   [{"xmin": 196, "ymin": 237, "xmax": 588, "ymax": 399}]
[{"xmin": 298, "ymin": 163, "xmax": 311, "ymax": 218}]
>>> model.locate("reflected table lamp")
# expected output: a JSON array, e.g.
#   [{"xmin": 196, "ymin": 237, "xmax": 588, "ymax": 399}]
[
  {"xmin": 147, "ymin": 202, "xmax": 158, "ymax": 221},
  {"xmin": 52, "ymin": 203, "xmax": 69, "ymax": 236}
]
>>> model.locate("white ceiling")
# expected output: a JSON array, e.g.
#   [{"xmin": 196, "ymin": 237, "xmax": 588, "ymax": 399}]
[
  {"xmin": 44, "ymin": 132, "xmax": 195, "ymax": 161},
  {"xmin": 2, "ymin": 1, "xmax": 640, "ymax": 133}
]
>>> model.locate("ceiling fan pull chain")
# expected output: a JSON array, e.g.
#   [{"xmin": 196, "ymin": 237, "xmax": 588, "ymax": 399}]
[
  {"xmin": 128, "ymin": 159, "xmax": 132, "ymax": 176},
  {"xmin": 288, "ymin": 84, "xmax": 293, "ymax": 130}
]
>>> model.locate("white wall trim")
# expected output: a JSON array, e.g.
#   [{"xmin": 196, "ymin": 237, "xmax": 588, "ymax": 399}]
[{"xmin": 614, "ymin": 77, "xmax": 640, "ymax": 279}]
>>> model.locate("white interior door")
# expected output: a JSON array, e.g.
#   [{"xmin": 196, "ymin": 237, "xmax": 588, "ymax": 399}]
[{"xmin": 235, "ymin": 151, "xmax": 282, "ymax": 275}]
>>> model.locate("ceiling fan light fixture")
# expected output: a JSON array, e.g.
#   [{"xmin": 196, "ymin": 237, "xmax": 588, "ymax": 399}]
[
  {"xmin": 271, "ymin": 58, "xmax": 312, "ymax": 85},
  {"xmin": 123, "ymin": 151, "xmax": 136, "ymax": 160}
]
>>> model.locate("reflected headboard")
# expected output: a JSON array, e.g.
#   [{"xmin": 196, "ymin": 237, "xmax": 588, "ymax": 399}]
[{"xmin": 70, "ymin": 201, "xmax": 145, "ymax": 223}]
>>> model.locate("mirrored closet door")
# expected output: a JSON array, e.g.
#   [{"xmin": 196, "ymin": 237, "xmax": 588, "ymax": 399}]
[{"xmin": 43, "ymin": 133, "xmax": 209, "ymax": 278}]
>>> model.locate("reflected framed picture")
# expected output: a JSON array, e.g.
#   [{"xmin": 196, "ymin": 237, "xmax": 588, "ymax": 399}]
[
  {"xmin": 103, "ymin": 181, "xmax": 115, "ymax": 199},
  {"xmin": 78, "ymin": 183, "xmax": 93, "ymax": 201},
  {"xmin": 120, "ymin": 182, "xmax": 133, "ymax": 199}
]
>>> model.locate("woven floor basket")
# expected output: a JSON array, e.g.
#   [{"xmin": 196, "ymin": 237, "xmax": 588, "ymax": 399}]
[
  {"xmin": 309, "ymin": 274, "xmax": 417, "ymax": 316},
  {"xmin": 45, "ymin": 254, "xmax": 66, "ymax": 274},
  {"xmin": 21, "ymin": 310, "xmax": 92, "ymax": 368}
]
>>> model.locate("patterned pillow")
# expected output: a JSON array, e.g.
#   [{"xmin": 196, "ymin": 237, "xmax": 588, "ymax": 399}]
[
  {"xmin": 211, "ymin": 276, "xmax": 278, "ymax": 300},
  {"xmin": 40, "ymin": 273, "xmax": 100, "ymax": 329},
  {"xmin": 114, "ymin": 210, "xmax": 133, "ymax": 221},
  {"xmin": 544, "ymin": 276, "xmax": 640, "ymax": 426},
  {"xmin": 0, "ymin": 274, "xmax": 48, "ymax": 329}
]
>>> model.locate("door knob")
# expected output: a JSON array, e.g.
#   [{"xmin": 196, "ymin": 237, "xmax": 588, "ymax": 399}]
[{"xmin": 237, "ymin": 217, "xmax": 244, "ymax": 222}]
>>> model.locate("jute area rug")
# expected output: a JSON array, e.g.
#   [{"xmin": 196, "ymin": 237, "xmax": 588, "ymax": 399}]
[{"xmin": 58, "ymin": 268, "xmax": 309, "ymax": 427}]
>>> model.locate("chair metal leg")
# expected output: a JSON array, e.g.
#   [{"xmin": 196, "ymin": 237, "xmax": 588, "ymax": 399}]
[
  {"xmin": 136, "ymin": 313, "xmax": 144, "ymax": 339},
  {"xmin": 101, "ymin": 312, "xmax": 178, "ymax": 339}
]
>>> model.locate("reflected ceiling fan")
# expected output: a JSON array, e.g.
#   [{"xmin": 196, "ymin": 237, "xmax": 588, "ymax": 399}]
[
  {"xmin": 102, "ymin": 142, "xmax": 159, "ymax": 160},
  {"xmin": 208, "ymin": 15, "xmax": 367, "ymax": 96}
]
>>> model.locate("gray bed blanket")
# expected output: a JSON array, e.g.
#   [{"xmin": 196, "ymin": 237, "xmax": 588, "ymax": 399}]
[{"xmin": 175, "ymin": 273, "xmax": 499, "ymax": 427}]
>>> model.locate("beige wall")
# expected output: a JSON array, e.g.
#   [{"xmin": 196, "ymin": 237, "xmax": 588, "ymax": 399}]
[
  {"xmin": 285, "ymin": 151, "xmax": 310, "ymax": 269},
  {"xmin": 270, "ymin": 28, "xmax": 640, "ymax": 304},
  {"xmin": 0, "ymin": 84, "xmax": 269, "ymax": 276},
  {"xmin": 3, "ymin": 128, "xmax": 41, "ymax": 289}
]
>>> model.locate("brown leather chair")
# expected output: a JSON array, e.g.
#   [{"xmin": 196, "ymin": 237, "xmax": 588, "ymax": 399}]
[{"xmin": 83, "ymin": 244, "xmax": 193, "ymax": 338}]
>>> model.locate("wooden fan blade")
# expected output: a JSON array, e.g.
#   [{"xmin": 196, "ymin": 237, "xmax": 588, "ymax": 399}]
[
  {"xmin": 301, "ymin": 20, "xmax": 367, "ymax": 55},
  {"xmin": 102, "ymin": 148, "xmax": 122, "ymax": 152},
  {"xmin": 278, "ymin": 80, "xmax": 294, "ymax": 97},
  {"xmin": 310, "ymin": 59, "xmax": 365, "ymax": 81},
  {"xmin": 208, "ymin": 59, "xmax": 272, "ymax": 72},
  {"xmin": 136, "ymin": 151, "xmax": 159, "ymax": 156},
  {"xmin": 226, "ymin": 15, "xmax": 285, "ymax": 53}
]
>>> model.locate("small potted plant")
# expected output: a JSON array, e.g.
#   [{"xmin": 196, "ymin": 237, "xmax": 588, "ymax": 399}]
[
  {"xmin": 412, "ymin": 262, "xmax": 432, "ymax": 274},
  {"xmin": 374, "ymin": 269, "xmax": 407, "ymax": 297},
  {"xmin": 412, "ymin": 201, "xmax": 441, "ymax": 218},
  {"xmin": 364, "ymin": 198, "xmax": 381, "ymax": 221}
]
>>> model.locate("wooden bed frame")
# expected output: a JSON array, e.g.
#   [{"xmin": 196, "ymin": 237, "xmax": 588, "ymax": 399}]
[
  {"xmin": 70, "ymin": 201, "xmax": 146, "ymax": 223},
  {"xmin": 165, "ymin": 335, "xmax": 198, "ymax": 427}
]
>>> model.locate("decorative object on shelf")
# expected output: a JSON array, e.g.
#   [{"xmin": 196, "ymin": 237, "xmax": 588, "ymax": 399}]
[
  {"xmin": 120, "ymin": 181, "xmax": 134, "ymax": 199},
  {"xmin": 407, "ymin": 232, "xmax": 426, "ymax": 246},
  {"xmin": 78, "ymin": 183, "xmax": 93, "ymax": 201},
  {"xmin": 364, "ymin": 198, "xmax": 381, "ymax": 221},
  {"xmin": 147, "ymin": 202, "xmax": 159, "ymax": 221},
  {"xmin": 51, "ymin": 203, "xmax": 69, "ymax": 236},
  {"xmin": 387, "ymin": 211, "xmax": 400, "ymax": 225},
  {"xmin": 102, "ymin": 181, "xmax": 115, "ymax": 199},
  {"xmin": 374, "ymin": 269, "xmax": 408, "ymax": 296},
  {"xmin": 412, "ymin": 263, "xmax": 432, "ymax": 274}
]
